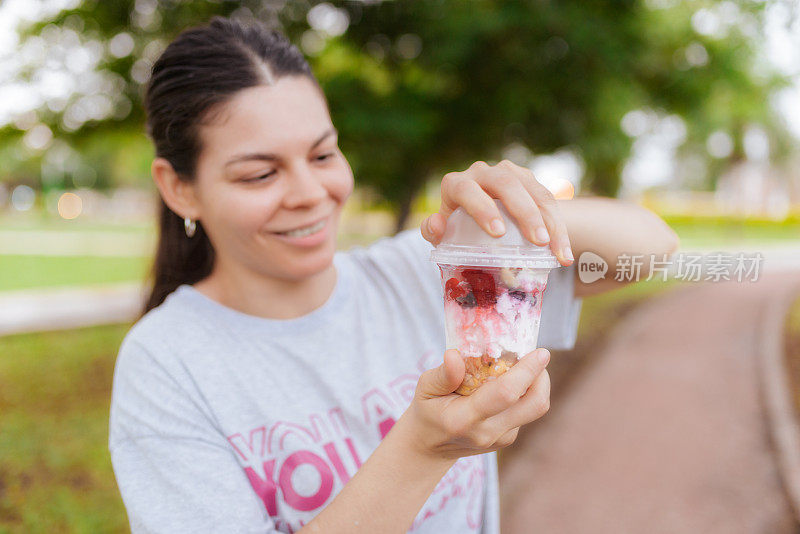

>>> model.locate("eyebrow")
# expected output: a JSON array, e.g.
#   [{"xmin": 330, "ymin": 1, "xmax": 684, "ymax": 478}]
[{"xmin": 224, "ymin": 128, "xmax": 338, "ymax": 167}]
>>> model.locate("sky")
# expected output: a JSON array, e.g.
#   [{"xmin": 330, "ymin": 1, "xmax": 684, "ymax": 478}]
[{"xmin": 0, "ymin": 0, "xmax": 798, "ymax": 196}]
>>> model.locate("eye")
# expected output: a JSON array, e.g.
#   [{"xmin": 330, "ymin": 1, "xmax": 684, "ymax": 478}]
[
  {"xmin": 314, "ymin": 153, "xmax": 334, "ymax": 162},
  {"xmin": 243, "ymin": 171, "xmax": 277, "ymax": 183}
]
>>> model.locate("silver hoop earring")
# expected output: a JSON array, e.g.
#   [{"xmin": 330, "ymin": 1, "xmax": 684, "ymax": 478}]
[{"xmin": 184, "ymin": 217, "xmax": 196, "ymax": 238}]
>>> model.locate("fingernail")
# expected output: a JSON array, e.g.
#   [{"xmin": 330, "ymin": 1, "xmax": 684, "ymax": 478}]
[
  {"xmin": 563, "ymin": 247, "xmax": 573, "ymax": 261},
  {"xmin": 490, "ymin": 219, "xmax": 505, "ymax": 235},
  {"xmin": 535, "ymin": 227, "xmax": 550, "ymax": 244},
  {"xmin": 538, "ymin": 349, "xmax": 550, "ymax": 365}
]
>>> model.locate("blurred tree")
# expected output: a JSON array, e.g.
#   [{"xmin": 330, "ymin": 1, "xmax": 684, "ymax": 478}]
[{"xmin": 0, "ymin": 0, "xmax": 793, "ymax": 231}]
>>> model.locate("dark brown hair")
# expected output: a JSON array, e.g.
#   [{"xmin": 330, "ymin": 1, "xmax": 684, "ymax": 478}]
[{"xmin": 142, "ymin": 16, "xmax": 317, "ymax": 314}]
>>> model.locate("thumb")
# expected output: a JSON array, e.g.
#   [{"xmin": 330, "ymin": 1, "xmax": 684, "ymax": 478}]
[{"xmin": 418, "ymin": 349, "xmax": 465, "ymax": 398}]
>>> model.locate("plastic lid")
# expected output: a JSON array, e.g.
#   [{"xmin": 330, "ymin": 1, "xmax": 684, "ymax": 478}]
[{"xmin": 430, "ymin": 198, "xmax": 560, "ymax": 269}]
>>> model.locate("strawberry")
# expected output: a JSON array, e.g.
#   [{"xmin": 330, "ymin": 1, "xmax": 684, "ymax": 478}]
[
  {"xmin": 445, "ymin": 277, "xmax": 467, "ymax": 300},
  {"xmin": 461, "ymin": 269, "xmax": 497, "ymax": 306}
]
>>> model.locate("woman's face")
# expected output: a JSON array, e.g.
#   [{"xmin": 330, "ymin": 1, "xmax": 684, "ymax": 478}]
[{"xmin": 191, "ymin": 76, "xmax": 354, "ymax": 282}]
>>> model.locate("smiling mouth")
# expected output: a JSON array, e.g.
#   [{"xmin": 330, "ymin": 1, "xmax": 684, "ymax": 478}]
[{"xmin": 272, "ymin": 215, "xmax": 330, "ymax": 237}]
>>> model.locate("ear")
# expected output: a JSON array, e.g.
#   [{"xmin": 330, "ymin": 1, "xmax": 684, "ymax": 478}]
[{"xmin": 151, "ymin": 158, "xmax": 200, "ymax": 221}]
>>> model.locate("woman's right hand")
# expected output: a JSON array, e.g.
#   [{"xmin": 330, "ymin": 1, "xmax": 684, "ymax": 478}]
[{"xmin": 403, "ymin": 348, "xmax": 551, "ymax": 460}]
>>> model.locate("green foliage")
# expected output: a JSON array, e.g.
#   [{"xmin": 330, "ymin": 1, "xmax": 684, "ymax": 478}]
[{"xmin": 1, "ymin": 0, "xmax": 792, "ymax": 228}]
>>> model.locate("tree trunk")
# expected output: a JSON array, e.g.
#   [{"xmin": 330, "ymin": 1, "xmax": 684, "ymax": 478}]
[
  {"xmin": 587, "ymin": 160, "xmax": 622, "ymax": 197},
  {"xmin": 393, "ymin": 186, "xmax": 415, "ymax": 235},
  {"xmin": 393, "ymin": 164, "xmax": 435, "ymax": 235}
]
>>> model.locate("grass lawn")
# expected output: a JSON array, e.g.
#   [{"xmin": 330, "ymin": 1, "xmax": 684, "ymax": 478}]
[
  {"xmin": 0, "ymin": 277, "xmax": 679, "ymax": 532},
  {"xmin": 0, "ymin": 256, "xmax": 151, "ymax": 292},
  {"xmin": 0, "ymin": 323, "xmax": 132, "ymax": 534},
  {"xmin": 661, "ymin": 214, "xmax": 800, "ymax": 249},
  {"xmin": 0, "ymin": 213, "xmax": 154, "ymax": 235}
]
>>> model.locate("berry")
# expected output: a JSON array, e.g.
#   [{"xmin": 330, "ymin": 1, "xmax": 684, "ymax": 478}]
[
  {"xmin": 456, "ymin": 292, "xmax": 477, "ymax": 307},
  {"xmin": 509, "ymin": 290, "xmax": 528, "ymax": 301},
  {"xmin": 509, "ymin": 289, "xmax": 540, "ymax": 307},
  {"xmin": 461, "ymin": 269, "xmax": 496, "ymax": 306},
  {"xmin": 445, "ymin": 277, "xmax": 467, "ymax": 300}
]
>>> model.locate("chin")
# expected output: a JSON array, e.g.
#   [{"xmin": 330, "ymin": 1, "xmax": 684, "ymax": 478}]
[
  {"xmin": 283, "ymin": 261, "xmax": 333, "ymax": 284},
  {"xmin": 285, "ymin": 244, "xmax": 336, "ymax": 279}
]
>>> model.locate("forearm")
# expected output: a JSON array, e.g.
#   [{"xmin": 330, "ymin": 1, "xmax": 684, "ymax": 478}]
[
  {"xmin": 558, "ymin": 196, "xmax": 680, "ymax": 297},
  {"xmin": 301, "ymin": 412, "xmax": 456, "ymax": 533}
]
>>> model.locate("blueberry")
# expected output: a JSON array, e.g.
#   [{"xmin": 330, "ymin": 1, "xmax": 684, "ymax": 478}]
[
  {"xmin": 456, "ymin": 292, "xmax": 477, "ymax": 307},
  {"xmin": 509, "ymin": 290, "xmax": 539, "ymax": 307}
]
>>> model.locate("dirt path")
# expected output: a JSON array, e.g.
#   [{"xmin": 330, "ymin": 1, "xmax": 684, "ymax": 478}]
[
  {"xmin": 500, "ymin": 272, "xmax": 800, "ymax": 534},
  {"xmin": 0, "ymin": 283, "xmax": 143, "ymax": 336}
]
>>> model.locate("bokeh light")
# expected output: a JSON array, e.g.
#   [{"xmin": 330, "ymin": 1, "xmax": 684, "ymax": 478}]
[
  {"xmin": 551, "ymin": 178, "xmax": 575, "ymax": 200},
  {"xmin": 307, "ymin": 3, "xmax": 349, "ymax": 37},
  {"xmin": 707, "ymin": 130, "xmax": 734, "ymax": 158},
  {"xmin": 108, "ymin": 32, "xmax": 134, "ymax": 58},
  {"xmin": 22, "ymin": 123, "xmax": 53, "ymax": 150},
  {"xmin": 395, "ymin": 33, "xmax": 422, "ymax": 60},
  {"xmin": 57, "ymin": 191, "xmax": 82, "ymax": 219},
  {"xmin": 10, "ymin": 184, "xmax": 35, "ymax": 211}
]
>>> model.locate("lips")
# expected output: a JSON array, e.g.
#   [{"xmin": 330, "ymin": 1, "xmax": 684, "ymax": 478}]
[
  {"xmin": 272, "ymin": 214, "xmax": 330, "ymax": 234},
  {"xmin": 270, "ymin": 214, "xmax": 331, "ymax": 248}
]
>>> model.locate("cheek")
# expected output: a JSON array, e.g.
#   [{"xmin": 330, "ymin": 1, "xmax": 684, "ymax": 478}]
[
  {"xmin": 327, "ymin": 158, "xmax": 355, "ymax": 202},
  {"xmin": 207, "ymin": 188, "xmax": 281, "ymax": 236}
]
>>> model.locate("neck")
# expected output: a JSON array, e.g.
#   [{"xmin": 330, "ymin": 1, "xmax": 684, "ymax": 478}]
[{"xmin": 193, "ymin": 256, "xmax": 339, "ymax": 320}]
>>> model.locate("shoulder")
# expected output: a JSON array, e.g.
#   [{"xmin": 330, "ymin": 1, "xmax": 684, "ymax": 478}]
[
  {"xmin": 110, "ymin": 288, "xmax": 217, "ymax": 446},
  {"xmin": 344, "ymin": 228, "xmax": 442, "ymax": 303},
  {"xmin": 346, "ymin": 228, "xmax": 438, "ymax": 281},
  {"xmin": 113, "ymin": 287, "xmax": 206, "ymax": 389},
  {"xmin": 120, "ymin": 286, "xmax": 202, "ymax": 355}
]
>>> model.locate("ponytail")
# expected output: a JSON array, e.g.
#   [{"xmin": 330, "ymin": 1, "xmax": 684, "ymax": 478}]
[{"xmin": 143, "ymin": 200, "xmax": 214, "ymax": 314}]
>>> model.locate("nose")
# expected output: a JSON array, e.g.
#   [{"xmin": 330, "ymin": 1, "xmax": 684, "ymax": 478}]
[{"xmin": 282, "ymin": 160, "xmax": 329, "ymax": 209}]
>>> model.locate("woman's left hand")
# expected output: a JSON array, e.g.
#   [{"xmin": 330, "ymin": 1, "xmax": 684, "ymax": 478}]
[{"xmin": 421, "ymin": 160, "xmax": 574, "ymax": 266}]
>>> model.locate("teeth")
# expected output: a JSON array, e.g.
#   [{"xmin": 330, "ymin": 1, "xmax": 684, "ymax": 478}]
[{"xmin": 278, "ymin": 218, "xmax": 326, "ymax": 238}]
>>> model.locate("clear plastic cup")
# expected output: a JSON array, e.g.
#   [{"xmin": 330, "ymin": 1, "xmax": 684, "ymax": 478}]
[{"xmin": 430, "ymin": 199, "xmax": 560, "ymax": 395}]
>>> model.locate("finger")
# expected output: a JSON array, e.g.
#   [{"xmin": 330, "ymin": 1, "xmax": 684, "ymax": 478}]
[
  {"xmin": 420, "ymin": 212, "xmax": 447, "ymax": 246},
  {"xmin": 489, "ymin": 369, "xmax": 551, "ymax": 430},
  {"xmin": 442, "ymin": 169, "xmax": 507, "ymax": 238},
  {"xmin": 468, "ymin": 348, "xmax": 550, "ymax": 420},
  {"xmin": 475, "ymin": 161, "xmax": 550, "ymax": 246},
  {"xmin": 517, "ymin": 171, "xmax": 573, "ymax": 265},
  {"xmin": 417, "ymin": 349, "xmax": 466, "ymax": 399},
  {"xmin": 490, "ymin": 426, "xmax": 520, "ymax": 450},
  {"xmin": 522, "ymin": 174, "xmax": 571, "ymax": 265}
]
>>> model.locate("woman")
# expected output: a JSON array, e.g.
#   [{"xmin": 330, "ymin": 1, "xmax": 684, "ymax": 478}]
[{"xmin": 109, "ymin": 16, "xmax": 679, "ymax": 534}]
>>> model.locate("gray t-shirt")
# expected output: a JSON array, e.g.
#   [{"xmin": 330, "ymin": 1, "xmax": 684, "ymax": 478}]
[{"xmin": 109, "ymin": 228, "xmax": 582, "ymax": 534}]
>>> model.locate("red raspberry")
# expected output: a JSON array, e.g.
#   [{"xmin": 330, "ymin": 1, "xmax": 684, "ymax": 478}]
[{"xmin": 461, "ymin": 269, "xmax": 497, "ymax": 306}]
